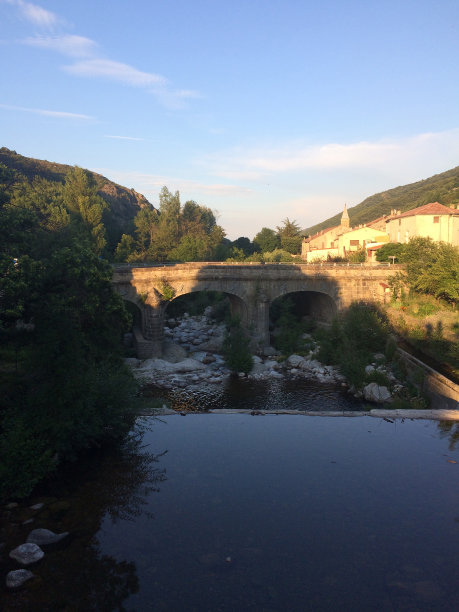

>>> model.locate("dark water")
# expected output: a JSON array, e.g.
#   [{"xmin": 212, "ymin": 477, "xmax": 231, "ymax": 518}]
[
  {"xmin": 157, "ymin": 377, "xmax": 364, "ymax": 413},
  {"xmin": 4, "ymin": 412, "xmax": 459, "ymax": 612}
]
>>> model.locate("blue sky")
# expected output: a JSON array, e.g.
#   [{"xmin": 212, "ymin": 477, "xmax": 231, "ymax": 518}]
[{"xmin": 1, "ymin": 0, "xmax": 458, "ymax": 239}]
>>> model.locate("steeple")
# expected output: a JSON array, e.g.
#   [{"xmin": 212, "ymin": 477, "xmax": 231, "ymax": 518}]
[{"xmin": 341, "ymin": 203, "xmax": 350, "ymax": 229}]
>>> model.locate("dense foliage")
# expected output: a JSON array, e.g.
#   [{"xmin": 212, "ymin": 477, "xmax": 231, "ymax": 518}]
[
  {"xmin": 0, "ymin": 165, "xmax": 136, "ymax": 501},
  {"xmin": 389, "ymin": 237, "xmax": 459, "ymax": 305},
  {"xmin": 316, "ymin": 302, "xmax": 391, "ymax": 388},
  {"xmin": 115, "ymin": 187, "xmax": 226, "ymax": 262},
  {"xmin": 223, "ymin": 317, "xmax": 254, "ymax": 374}
]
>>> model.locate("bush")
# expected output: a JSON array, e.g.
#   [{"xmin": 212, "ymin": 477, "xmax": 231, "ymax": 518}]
[
  {"xmin": 385, "ymin": 335, "xmax": 398, "ymax": 361},
  {"xmin": 347, "ymin": 248, "xmax": 366, "ymax": 263},
  {"xmin": 365, "ymin": 370, "xmax": 391, "ymax": 387},
  {"xmin": 223, "ymin": 318, "xmax": 254, "ymax": 374},
  {"xmin": 314, "ymin": 302, "xmax": 392, "ymax": 389},
  {"xmin": 342, "ymin": 302, "xmax": 389, "ymax": 354}
]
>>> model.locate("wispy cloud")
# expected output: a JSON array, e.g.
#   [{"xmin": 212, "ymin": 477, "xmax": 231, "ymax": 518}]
[
  {"xmin": 0, "ymin": 103, "xmax": 94, "ymax": 120},
  {"xmin": 104, "ymin": 135, "xmax": 144, "ymax": 141},
  {"xmin": 4, "ymin": 0, "xmax": 60, "ymax": 28},
  {"xmin": 64, "ymin": 58, "xmax": 166, "ymax": 87},
  {"xmin": 207, "ymin": 129, "xmax": 459, "ymax": 181},
  {"xmin": 13, "ymin": 3, "xmax": 199, "ymax": 109},
  {"xmin": 23, "ymin": 34, "xmax": 97, "ymax": 57}
]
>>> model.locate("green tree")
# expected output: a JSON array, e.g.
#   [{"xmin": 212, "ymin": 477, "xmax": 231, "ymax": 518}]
[
  {"xmin": 400, "ymin": 237, "xmax": 459, "ymax": 304},
  {"xmin": 276, "ymin": 218, "xmax": 303, "ymax": 254},
  {"xmin": 114, "ymin": 233, "xmax": 136, "ymax": 262},
  {"xmin": 10, "ymin": 177, "xmax": 69, "ymax": 232},
  {"xmin": 63, "ymin": 167, "xmax": 107, "ymax": 254},
  {"xmin": 232, "ymin": 236, "xmax": 256, "ymax": 256},
  {"xmin": 132, "ymin": 206, "xmax": 158, "ymax": 255},
  {"xmin": 0, "ymin": 163, "xmax": 17, "ymax": 206},
  {"xmin": 375, "ymin": 242, "xmax": 406, "ymax": 263},
  {"xmin": 0, "ymin": 195, "xmax": 136, "ymax": 500},
  {"xmin": 253, "ymin": 227, "xmax": 280, "ymax": 253},
  {"xmin": 223, "ymin": 317, "xmax": 254, "ymax": 374}
]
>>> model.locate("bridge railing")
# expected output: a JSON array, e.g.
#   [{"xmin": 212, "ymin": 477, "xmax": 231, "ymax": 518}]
[{"xmin": 112, "ymin": 261, "xmax": 403, "ymax": 270}]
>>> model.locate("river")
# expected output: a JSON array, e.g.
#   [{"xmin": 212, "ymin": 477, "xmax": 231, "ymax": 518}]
[{"xmin": 3, "ymin": 381, "xmax": 459, "ymax": 611}]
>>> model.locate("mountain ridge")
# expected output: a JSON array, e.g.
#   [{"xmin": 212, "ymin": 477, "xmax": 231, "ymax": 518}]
[
  {"xmin": 303, "ymin": 165, "xmax": 459, "ymax": 237},
  {"xmin": 0, "ymin": 147, "xmax": 156, "ymax": 243}
]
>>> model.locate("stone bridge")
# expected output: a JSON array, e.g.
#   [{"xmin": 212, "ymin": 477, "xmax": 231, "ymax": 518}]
[{"xmin": 112, "ymin": 262, "xmax": 402, "ymax": 358}]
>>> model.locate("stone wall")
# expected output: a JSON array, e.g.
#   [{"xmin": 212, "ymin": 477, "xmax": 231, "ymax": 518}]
[{"xmin": 112, "ymin": 262, "xmax": 401, "ymax": 357}]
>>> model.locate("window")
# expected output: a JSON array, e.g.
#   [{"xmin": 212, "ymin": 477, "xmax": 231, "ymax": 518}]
[
  {"xmin": 350, "ymin": 240, "xmax": 360, "ymax": 246},
  {"xmin": 433, "ymin": 216, "xmax": 439, "ymax": 223}
]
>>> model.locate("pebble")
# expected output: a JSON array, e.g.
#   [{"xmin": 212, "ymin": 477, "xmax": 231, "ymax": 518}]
[
  {"xmin": 6, "ymin": 569, "xmax": 34, "ymax": 589},
  {"xmin": 9, "ymin": 543, "xmax": 44, "ymax": 565},
  {"xmin": 27, "ymin": 528, "xmax": 69, "ymax": 546}
]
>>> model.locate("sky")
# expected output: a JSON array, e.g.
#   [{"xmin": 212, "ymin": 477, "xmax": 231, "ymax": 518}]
[{"xmin": 1, "ymin": 0, "xmax": 458, "ymax": 239}]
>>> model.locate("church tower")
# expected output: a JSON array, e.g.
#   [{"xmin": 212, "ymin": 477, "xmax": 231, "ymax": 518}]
[{"xmin": 340, "ymin": 203, "xmax": 350, "ymax": 229}]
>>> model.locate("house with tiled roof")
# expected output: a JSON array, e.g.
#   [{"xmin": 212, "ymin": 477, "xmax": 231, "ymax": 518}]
[
  {"xmin": 301, "ymin": 205, "xmax": 389, "ymax": 262},
  {"xmin": 386, "ymin": 202, "xmax": 459, "ymax": 246}
]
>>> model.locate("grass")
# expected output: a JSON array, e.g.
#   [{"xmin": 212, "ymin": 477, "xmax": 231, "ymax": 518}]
[{"xmin": 384, "ymin": 295, "xmax": 459, "ymax": 382}]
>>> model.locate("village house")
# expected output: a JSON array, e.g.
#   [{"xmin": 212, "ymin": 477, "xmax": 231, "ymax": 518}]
[
  {"xmin": 385, "ymin": 202, "xmax": 459, "ymax": 246},
  {"xmin": 301, "ymin": 201, "xmax": 459, "ymax": 263},
  {"xmin": 301, "ymin": 205, "xmax": 390, "ymax": 262}
]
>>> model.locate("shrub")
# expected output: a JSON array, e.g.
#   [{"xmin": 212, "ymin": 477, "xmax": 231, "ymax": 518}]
[
  {"xmin": 223, "ymin": 318, "xmax": 254, "ymax": 374},
  {"xmin": 347, "ymin": 248, "xmax": 366, "ymax": 263},
  {"xmin": 385, "ymin": 335, "xmax": 398, "ymax": 361},
  {"xmin": 365, "ymin": 370, "xmax": 391, "ymax": 388},
  {"xmin": 342, "ymin": 302, "xmax": 389, "ymax": 354},
  {"xmin": 314, "ymin": 302, "xmax": 393, "ymax": 389}
]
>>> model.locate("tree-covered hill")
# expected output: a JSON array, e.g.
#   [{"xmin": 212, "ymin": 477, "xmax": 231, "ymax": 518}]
[
  {"xmin": 0, "ymin": 147, "xmax": 155, "ymax": 248},
  {"xmin": 303, "ymin": 165, "xmax": 459, "ymax": 236}
]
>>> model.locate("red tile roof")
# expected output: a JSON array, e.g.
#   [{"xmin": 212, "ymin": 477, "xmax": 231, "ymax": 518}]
[{"xmin": 388, "ymin": 202, "xmax": 459, "ymax": 220}]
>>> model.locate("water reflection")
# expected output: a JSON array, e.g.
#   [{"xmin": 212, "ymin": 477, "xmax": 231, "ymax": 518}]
[
  {"xmin": 437, "ymin": 420, "xmax": 459, "ymax": 450},
  {"xmin": 3, "ymin": 421, "xmax": 166, "ymax": 612},
  {"xmin": 5, "ymin": 415, "xmax": 459, "ymax": 611}
]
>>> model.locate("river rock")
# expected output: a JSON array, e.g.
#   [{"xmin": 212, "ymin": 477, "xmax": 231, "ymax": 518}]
[
  {"xmin": 363, "ymin": 382, "xmax": 392, "ymax": 403},
  {"xmin": 162, "ymin": 341, "xmax": 187, "ymax": 363},
  {"xmin": 30, "ymin": 503, "xmax": 44, "ymax": 511},
  {"xmin": 249, "ymin": 362, "xmax": 269, "ymax": 377},
  {"xmin": 287, "ymin": 354, "xmax": 305, "ymax": 367},
  {"xmin": 6, "ymin": 569, "xmax": 34, "ymax": 589},
  {"xmin": 27, "ymin": 528, "xmax": 69, "ymax": 546},
  {"xmin": 9, "ymin": 543, "xmax": 44, "ymax": 565},
  {"xmin": 365, "ymin": 365, "xmax": 375, "ymax": 374}
]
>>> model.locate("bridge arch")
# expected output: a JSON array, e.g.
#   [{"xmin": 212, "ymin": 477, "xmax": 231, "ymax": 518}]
[
  {"xmin": 163, "ymin": 288, "xmax": 248, "ymax": 327},
  {"xmin": 270, "ymin": 290, "xmax": 338, "ymax": 323}
]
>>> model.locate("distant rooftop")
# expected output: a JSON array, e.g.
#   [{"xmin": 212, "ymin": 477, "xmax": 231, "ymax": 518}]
[{"xmin": 388, "ymin": 202, "xmax": 459, "ymax": 220}]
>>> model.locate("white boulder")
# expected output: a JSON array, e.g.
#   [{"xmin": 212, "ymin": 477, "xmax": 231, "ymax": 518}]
[{"xmin": 363, "ymin": 382, "xmax": 392, "ymax": 403}]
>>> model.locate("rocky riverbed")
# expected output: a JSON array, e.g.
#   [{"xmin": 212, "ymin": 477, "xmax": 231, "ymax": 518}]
[{"xmin": 126, "ymin": 312, "xmax": 402, "ymax": 405}]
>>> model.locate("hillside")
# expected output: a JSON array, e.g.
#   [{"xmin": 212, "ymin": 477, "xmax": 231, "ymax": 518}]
[
  {"xmin": 0, "ymin": 147, "xmax": 155, "ymax": 245},
  {"xmin": 303, "ymin": 166, "xmax": 459, "ymax": 236}
]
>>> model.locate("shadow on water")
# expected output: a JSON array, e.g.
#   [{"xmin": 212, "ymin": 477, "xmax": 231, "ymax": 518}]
[{"xmin": 2, "ymin": 421, "xmax": 167, "ymax": 612}]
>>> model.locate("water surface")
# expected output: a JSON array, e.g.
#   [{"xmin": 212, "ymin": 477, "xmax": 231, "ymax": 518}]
[{"xmin": 4, "ymin": 414, "xmax": 459, "ymax": 611}]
